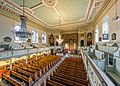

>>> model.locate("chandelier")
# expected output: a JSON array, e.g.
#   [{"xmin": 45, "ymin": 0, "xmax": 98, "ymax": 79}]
[
  {"xmin": 12, "ymin": 0, "xmax": 32, "ymax": 40},
  {"xmin": 112, "ymin": 0, "xmax": 120, "ymax": 22},
  {"xmin": 56, "ymin": 16, "xmax": 63, "ymax": 44}
]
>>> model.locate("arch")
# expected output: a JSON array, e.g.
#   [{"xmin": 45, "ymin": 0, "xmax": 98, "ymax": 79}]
[
  {"xmin": 102, "ymin": 16, "xmax": 109, "ymax": 42},
  {"xmin": 80, "ymin": 40, "xmax": 84, "ymax": 46},
  {"xmin": 32, "ymin": 30, "xmax": 38, "ymax": 43},
  {"xmin": 87, "ymin": 32, "xmax": 92, "ymax": 46},
  {"xmin": 95, "ymin": 25, "xmax": 99, "ymax": 43}
]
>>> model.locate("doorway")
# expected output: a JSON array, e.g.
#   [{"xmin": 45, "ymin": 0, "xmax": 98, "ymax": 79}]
[{"xmin": 81, "ymin": 40, "xmax": 84, "ymax": 46}]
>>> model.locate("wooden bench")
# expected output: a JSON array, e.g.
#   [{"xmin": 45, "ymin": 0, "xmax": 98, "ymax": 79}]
[
  {"xmin": 53, "ymin": 72, "xmax": 88, "ymax": 85},
  {"xmin": 22, "ymin": 67, "xmax": 42, "ymax": 77},
  {"xmin": 57, "ymin": 70, "xmax": 87, "ymax": 79},
  {"xmin": 47, "ymin": 80, "xmax": 65, "ymax": 86},
  {"xmin": 17, "ymin": 69, "xmax": 38, "ymax": 81},
  {"xmin": 59, "ymin": 64, "xmax": 85, "ymax": 70},
  {"xmin": 59, "ymin": 66, "xmax": 85, "ymax": 71},
  {"xmin": 2, "ymin": 73, "xmax": 25, "ymax": 86},
  {"xmin": 50, "ymin": 75, "xmax": 86, "ymax": 86},
  {"xmin": 11, "ymin": 71, "xmax": 33, "ymax": 86},
  {"xmin": 57, "ymin": 68, "xmax": 86, "ymax": 73}
]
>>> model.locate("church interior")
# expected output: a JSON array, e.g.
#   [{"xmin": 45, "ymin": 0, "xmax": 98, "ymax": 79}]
[{"xmin": 0, "ymin": 0, "xmax": 120, "ymax": 86}]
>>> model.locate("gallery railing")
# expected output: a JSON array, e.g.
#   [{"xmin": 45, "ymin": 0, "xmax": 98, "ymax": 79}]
[
  {"xmin": 81, "ymin": 49, "xmax": 115, "ymax": 86},
  {"xmin": 0, "ymin": 46, "xmax": 61, "ymax": 60}
]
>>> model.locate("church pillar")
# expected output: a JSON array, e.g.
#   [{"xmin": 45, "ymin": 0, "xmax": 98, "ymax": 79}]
[
  {"xmin": 78, "ymin": 33, "xmax": 81, "ymax": 48},
  {"xmin": 92, "ymin": 29, "xmax": 95, "ymax": 45},
  {"xmin": 84, "ymin": 32, "xmax": 87, "ymax": 46},
  {"xmin": 10, "ymin": 58, "xmax": 12, "ymax": 70},
  {"xmin": 36, "ymin": 54, "xmax": 37, "ymax": 60},
  {"xmin": 26, "ymin": 55, "xmax": 28, "ymax": 64},
  {"xmin": 44, "ymin": 79, "xmax": 46, "ymax": 86}
]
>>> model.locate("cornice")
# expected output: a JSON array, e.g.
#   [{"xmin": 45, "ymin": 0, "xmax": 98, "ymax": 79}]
[
  {"xmin": 77, "ymin": 0, "xmax": 116, "ymax": 31},
  {"xmin": 0, "ymin": 3, "xmax": 55, "ymax": 33},
  {"xmin": 0, "ymin": 0, "xmax": 116, "ymax": 34},
  {"xmin": 92, "ymin": 0, "xmax": 116, "ymax": 26}
]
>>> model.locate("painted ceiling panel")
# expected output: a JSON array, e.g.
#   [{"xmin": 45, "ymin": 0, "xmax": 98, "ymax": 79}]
[
  {"xmin": 56, "ymin": 0, "xmax": 89, "ymax": 22},
  {"xmin": 34, "ymin": 6, "xmax": 59, "ymax": 25},
  {"xmin": 12, "ymin": 0, "xmax": 42, "ymax": 8},
  {"xmin": 8, "ymin": 0, "xmax": 104, "ymax": 31}
]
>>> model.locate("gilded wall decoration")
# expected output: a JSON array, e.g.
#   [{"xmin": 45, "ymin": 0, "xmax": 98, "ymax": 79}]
[
  {"xmin": 87, "ymin": 32, "xmax": 92, "ymax": 46},
  {"xmin": 62, "ymin": 33, "xmax": 78, "ymax": 50}
]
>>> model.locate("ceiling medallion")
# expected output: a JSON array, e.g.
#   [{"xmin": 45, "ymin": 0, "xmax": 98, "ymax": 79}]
[{"xmin": 42, "ymin": 0, "xmax": 58, "ymax": 8}]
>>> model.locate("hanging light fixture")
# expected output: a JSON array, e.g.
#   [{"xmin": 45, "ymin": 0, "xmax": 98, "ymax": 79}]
[
  {"xmin": 12, "ymin": 0, "xmax": 32, "ymax": 40},
  {"xmin": 56, "ymin": 16, "xmax": 63, "ymax": 44},
  {"xmin": 112, "ymin": 0, "xmax": 120, "ymax": 22}
]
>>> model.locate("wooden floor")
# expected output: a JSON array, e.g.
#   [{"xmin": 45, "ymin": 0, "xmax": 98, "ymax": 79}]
[{"xmin": 46, "ymin": 57, "xmax": 90, "ymax": 86}]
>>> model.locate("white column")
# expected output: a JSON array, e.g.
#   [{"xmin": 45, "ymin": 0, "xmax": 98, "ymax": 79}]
[
  {"xmin": 26, "ymin": 55, "xmax": 28, "ymax": 64},
  {"xmin": 10, "ymin": 58, "xmax": 12, "ymax": 70},
  {"xmin": 44, "ymin": 79, "xmax": 46, "ymax": 86},
  {"xmin": 38, "ymin": 82, "xmax": 41, "ymax": 86},
  {"xmin": 48, "ymin": 75, "xmax": 50, "ymax": 80},
  {"xmin": 51, "ymin": 72, "xmax": 53, "ymax": 76},
  {"xmin": 36, "ymin": 54, "xmax": 37, "ymax": 60}
]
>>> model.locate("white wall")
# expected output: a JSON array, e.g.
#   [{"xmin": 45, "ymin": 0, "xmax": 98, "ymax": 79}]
[
  {"xmin": 0, "ymin": 14, "xmax": 49, "ymax": 45},
  {"xmin": 94, "ymin": 0, "xmax": 120, "ymax": 42}
]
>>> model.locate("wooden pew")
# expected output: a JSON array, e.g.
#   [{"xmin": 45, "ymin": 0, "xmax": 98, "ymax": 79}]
[
  {"xmin": 50, "ymin": 75, "xmax": 86, "ymax": 86},
  {"xmin": 26, "ymin": 65, "xmax": 43, "ymax": 75},
  {"xmin": 22, "ymin": 67, "xmax": 42, "ymax": 77},
  {"xmin": 59, "ymin": 66, "xmax": 85, "ymax": 71},
  {"xmin": 2, "ymin": 73, "xmax": 25, "ymax": 86},
  {"xmin": 58, "ymin": 67, "xmax": 86, "ymax": 73},
  {"xmin": 11, "ymin": 71, "xmax": 33, "ymax": 86},
  {"xmin": 53, "ymin": 72, "xmax": 88, "ymax": 85},
  {"xmin": 31, "ymin": 64, "xmax": 46, "ymax": 74},
  {"xmin": 59, "ymin": 65, "xmax": 85, "ymax": 71},
  {"xmin": 57, "ymin": 70, "xmax": 87, "ymax": 79},
  {"xmin": 47, "ymin": 80, "xmax": 65, "ymax": 86},
  {"xmin": 17, "ymin": 69, "xmax": 38, "ymax": 81}
]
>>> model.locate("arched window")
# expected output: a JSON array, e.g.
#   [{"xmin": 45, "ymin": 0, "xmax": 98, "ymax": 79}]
[
  {"xmin": 95, "ymin": 25, "xmax": 99, "ymax": 43},
  {"xmin": 14, "ymin": 25, "xmax": 21, "ymax": 42},
  {"xmin": 65, "ymin": 43, "xmax": 68, "ymax": 49},
  {"xmin": 42, "ymin": 32, "xmax": 46, "ymax": 44},
  {"xmin": 74, "ymin": 43, "xmax": 76, "ymax": 49},
  {"xmin": 32, "ymin": 30, "xmax": 38, "ymax": 43},
  {"xmin": 102, "ymin": 16, "xmax": 109, "ymax": 42}
]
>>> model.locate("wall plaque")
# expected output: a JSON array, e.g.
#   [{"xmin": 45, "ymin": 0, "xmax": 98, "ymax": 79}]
[
  {"xmin": 103, "ymin": 34, "xmax": 108, "ymax": 40},
  {"xmin": 99, "ymin": 37, "xmax": 101, "ymax": 41},
  {"xmin": 111, "ymin": 33, "xmax": 116, "ymax": 40},
  {"xmin": 4, "ymin": 36, "xmax": 12, "ymax": 42}
]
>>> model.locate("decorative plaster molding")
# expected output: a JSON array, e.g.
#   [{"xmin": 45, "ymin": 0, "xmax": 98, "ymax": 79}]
[
  {"xmin": 0, "ymin": 3, "xmax": 56, "ymax": 33},
  {"xmin": 92, "ymin": 0, "xmax": 115, "ymax": 26},
  {"xmin": 0, "ymin": 0, "xmax": 116, "ymax": 33}
]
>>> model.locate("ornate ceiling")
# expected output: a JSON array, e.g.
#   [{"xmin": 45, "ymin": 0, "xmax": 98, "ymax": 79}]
[{"xmin": 1, "ymin": 0, "xmax": 105, "ymax": 31}]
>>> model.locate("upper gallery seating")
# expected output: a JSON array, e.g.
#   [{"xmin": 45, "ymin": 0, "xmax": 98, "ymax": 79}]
[
  {"xmin": 87, "ymin": 43, "xmax": 120, "ymax": 85},
  {"xmin": 0, "ymin": 55, "xmax": 61, "ymax": 86},
  {"xmin": 0, "ymin": 42, "xmax": 41, "ymax": 51},
  {"xmin": 46, "ymin": 57, "xmax": 89, "ymax": 86}
]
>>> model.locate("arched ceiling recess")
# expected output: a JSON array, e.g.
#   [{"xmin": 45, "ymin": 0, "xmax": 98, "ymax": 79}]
[{"xmin": 0, "ymin": 0, "xmax": 114, "ymax": 32}]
